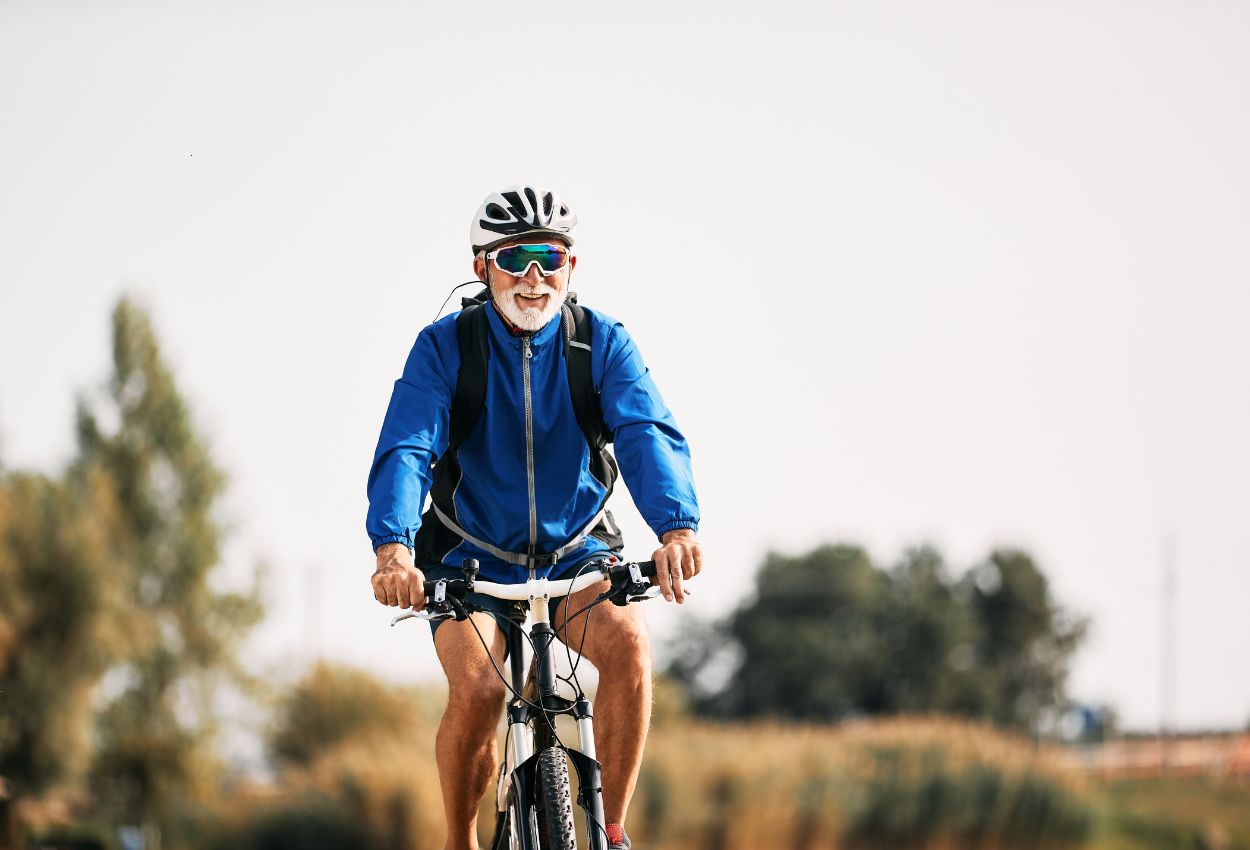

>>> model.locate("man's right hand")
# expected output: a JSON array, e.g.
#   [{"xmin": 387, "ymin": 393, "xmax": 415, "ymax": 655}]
[{"xmin": 372, "ymin": 542, "xmax": 426, "ymax": 609}]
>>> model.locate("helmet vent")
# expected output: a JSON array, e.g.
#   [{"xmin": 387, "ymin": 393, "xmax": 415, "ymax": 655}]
[
  {"xmin": 485, "ymin": 203, "xmax": 508, "ymax": 220},
  {"xmin": 523, "ymin": 187, "xmax": 540, "ymax": 221},
  {"xmin": 501, "ymin": 191, "xmax": 525, "ymax": 216}
]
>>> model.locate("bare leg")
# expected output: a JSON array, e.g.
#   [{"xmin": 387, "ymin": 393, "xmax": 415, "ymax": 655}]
[
  {"xmin": 433, "ymin": 611, "xmax": 509, "ymax": 850},
  {"xmin": 555, "ymin": 583, "xmax": 652, "ymax": 825}
]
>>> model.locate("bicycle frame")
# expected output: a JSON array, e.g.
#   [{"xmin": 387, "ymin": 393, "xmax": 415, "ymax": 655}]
[
  {"xmin": 392, "ymin": 560, "xmax": 660, "ymax": 850},
  {"xmin": 494, "ymin": 574, "xmax": 608, "ymax": 850}
]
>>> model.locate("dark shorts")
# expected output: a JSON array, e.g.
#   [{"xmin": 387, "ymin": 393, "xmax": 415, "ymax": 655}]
[{"xmin": 423, "ymin": 554, "xmax": 619, "ymax": 639}]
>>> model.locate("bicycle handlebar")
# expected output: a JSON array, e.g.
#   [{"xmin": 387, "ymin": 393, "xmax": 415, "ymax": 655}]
[
  {"xmin": 391, "ymin": 558, "xmax": 661, "ymax": 627},
  {"xmin": 422, "ymin": 559, "xmax": 656, "ymax": 602}
]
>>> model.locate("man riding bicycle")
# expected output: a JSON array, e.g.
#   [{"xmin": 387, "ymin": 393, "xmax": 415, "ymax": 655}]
[{"xmin": 366, "ymin": 185, "xmax": 703, "ymax": 850}]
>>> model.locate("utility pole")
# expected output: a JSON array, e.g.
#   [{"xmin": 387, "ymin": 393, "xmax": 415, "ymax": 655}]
[{"xmin": 1160, "ymin": 533, "xmax": 1177, "ymax": 776}]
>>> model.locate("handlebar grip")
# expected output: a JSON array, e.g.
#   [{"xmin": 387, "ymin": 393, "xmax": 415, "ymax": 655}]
[{"xmin": 636, "ymin": 560, "xmax": 657, "ymax": 578}]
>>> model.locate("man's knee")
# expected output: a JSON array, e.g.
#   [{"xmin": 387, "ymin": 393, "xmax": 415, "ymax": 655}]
[
  {"xmin": 435, "ymin": 614, "xmax": 508, "ymax": 722},
  {"xmin": 447, "ymin": 667, "xmax": 508, "ymax": 717},
  {"xmin": 585, "ymin": 614, "xmax": 651, "ymax": 682}
]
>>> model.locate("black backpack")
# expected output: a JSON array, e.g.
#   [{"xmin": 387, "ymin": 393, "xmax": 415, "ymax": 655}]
[{"xmin": 411, "ymin": 290, "xmax": 624, "ymax": 568}]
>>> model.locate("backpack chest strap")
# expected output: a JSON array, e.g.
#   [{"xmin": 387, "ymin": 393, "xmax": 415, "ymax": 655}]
[{"xmin": 432, "ymin": 502, "xmax": 608, "ymax": 569}]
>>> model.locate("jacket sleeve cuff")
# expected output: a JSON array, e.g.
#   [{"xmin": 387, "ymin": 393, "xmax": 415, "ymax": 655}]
[
  {"xmin": 371, "ymin": 533, "xmax": 414, "ymax": 553},
  {"xmin": 656, "ymin": 519, "xmax": 699, "ymax": 540}
]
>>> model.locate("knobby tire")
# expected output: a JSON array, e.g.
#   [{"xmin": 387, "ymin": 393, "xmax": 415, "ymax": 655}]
[{"xmin": 536, "ymin": 747, "xmax": 577, "ymax": 850}]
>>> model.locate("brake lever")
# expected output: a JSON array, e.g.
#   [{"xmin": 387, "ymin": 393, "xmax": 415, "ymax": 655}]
[
  {"xmin": 627, "ymin": 585, "xmax": 665, "ymax": 603},
  {"xmin": 391, "ymin": 608, "xmax": 456, "ymax": 626},
  {"xmin": 610, "ymin": 561, "xmax": 673, "ymax": 606},
  {"xmin": 390, "ymin": 578, "xmax": 469, "ymax": 625}
]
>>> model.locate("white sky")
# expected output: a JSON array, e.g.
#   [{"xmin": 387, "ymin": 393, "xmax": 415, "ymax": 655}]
[{"xmin": 2, "ymin": 0, "xmax": 1247, "ymax": 731}]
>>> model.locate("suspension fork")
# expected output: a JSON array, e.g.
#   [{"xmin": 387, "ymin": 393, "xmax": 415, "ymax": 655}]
[
  {"xmin": 571, "ymin": 695, "xmax": 608, "ymax": 850},
  {"xmin": 506, "ymin": 618, "xmax": 534, "ymax": 775}
]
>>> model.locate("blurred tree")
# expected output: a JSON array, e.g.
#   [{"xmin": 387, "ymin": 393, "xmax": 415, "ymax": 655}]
[
  {"xmin": 268, "ymin": 662, "xmax": 424, "ymax": 769},
  {"xmin": 878, "ymin": 545, "xmax": 976, "ymax": 714},
  {"xmin": 667, "ymin": 543, "xmax": 1086, "ymax": 730},
  {"xmin": 962, "ymin": 549, "xmax": 1088, "ymax": 730},
  {"xmin": 72, "ymin": 298, "xmax": 264, "ymax": 850},
  {"xmin": 662, "ymin": 616, "xmax": 738, "ymax": 717},
  {"xmin": 716, "ymin": 545, "xmax": 890, "ymax": 720},
  {"xmin": 0, "ymin": 468, "xmax": 130, "ymax": 847}
]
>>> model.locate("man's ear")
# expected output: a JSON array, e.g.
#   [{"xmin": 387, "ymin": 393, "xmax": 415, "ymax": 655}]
[{"xmin": 473, "ymin": 255, "xmax": 487, "ymax": 282}]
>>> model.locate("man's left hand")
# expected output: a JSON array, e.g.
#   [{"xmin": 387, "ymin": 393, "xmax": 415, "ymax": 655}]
[{"xmin": 651, "ymin": 528, "xmax": 703, "ymax": 604}]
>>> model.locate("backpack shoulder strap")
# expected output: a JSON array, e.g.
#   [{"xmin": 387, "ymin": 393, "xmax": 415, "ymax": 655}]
[
  {"xmin": 561, "ymin": 300, "xmax": 611, "ymax": 448},
  {"xmin": 449, "ymin": 294, "xmax": 490, "ymax": 453}
]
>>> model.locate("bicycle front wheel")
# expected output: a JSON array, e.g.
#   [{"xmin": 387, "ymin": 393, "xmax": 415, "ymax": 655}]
[
  {"xmin": 535, "ymin": 747, "xmax": 576, "ymax": 850},
  {"xmin": 491, "ymin": 781, "xmax": 525, "ymax": 850}
]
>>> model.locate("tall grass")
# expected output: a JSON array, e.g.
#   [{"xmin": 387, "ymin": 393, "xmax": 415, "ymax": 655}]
[
  {"xmin": 203, "ymin": 727, "xmax": 444, "ymax": 850},
  {"xmin": 1096, "ymin": 777, "xmax": 1250, "ymax": 850},
  {"xmin": 633, "ymin": 716, "xmax": 1092, "ymax": 850},
  {"xmin": 205, "ymin": 708, "xmax": 1091, "ymax": 850}
]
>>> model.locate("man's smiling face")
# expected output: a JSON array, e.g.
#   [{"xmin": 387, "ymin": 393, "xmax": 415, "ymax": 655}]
[{"xmin": 474, "ymin": 236, "xmax": 577, "ymax": 332}]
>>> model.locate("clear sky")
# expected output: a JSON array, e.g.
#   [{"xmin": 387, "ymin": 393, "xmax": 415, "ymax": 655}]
[{"xmin": 2, "ymin": 0, "xmax": 1247, "ymax": 731}]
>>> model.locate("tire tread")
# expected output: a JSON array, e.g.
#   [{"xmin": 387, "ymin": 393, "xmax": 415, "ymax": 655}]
[{"xmin": 536, "ymin": 747, "xmax": 576, "ymax": 850}]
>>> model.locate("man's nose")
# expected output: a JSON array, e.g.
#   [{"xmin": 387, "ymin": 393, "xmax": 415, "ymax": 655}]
[{"xmin": 521, "ymin": 263, "xmax": 546, "ymax": 285}]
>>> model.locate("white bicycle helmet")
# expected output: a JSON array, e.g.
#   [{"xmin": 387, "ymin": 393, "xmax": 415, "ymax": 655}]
[{"xmin": 471, "ymin": 185, "xmax": 577, "ymax": 254}]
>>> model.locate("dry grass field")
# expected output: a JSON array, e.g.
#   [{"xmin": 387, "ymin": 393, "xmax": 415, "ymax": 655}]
[
  {"xmin": 197, "ymin": 715, "xmax": 1091, "ymax": 850},
  {"xmin": 109, "ymin": 701, "xmax": 1250, "ymax": 850}
]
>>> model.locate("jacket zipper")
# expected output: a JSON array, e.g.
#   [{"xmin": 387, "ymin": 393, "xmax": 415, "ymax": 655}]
[{"xmin": 522, "ymin": 337, "xmax": 537, "ymax": 556}]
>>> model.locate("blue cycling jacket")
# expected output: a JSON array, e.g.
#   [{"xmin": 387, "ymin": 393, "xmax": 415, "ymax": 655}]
[{"xmin": 366, "ymin": 301, "xmax": 700, "ymax": 584}]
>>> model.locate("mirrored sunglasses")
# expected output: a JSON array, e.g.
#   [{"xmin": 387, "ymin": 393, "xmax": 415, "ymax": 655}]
[{"xmin": 486, "ymin": 243, "xmax": 571, "ymax": 277}]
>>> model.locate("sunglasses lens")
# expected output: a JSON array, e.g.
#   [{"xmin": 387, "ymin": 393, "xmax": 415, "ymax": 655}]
[{"xmin": 495, "ymin": 244, "xmax": 568, "ymax": 275}]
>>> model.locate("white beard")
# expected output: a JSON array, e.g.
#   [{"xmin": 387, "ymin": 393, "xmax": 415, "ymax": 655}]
[{"xmin": 492, "ymin": 280, "xmax": 567, "ymax": 331}]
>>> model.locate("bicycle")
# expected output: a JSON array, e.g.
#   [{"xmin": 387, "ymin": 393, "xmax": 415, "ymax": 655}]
[{"xmin": 390, "ymin": 555, "xmax": 666, "ymax": 850}]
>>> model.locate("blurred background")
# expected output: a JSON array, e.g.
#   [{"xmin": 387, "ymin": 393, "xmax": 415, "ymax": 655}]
[{"xmin": 2, "ymin": 1, "xmax": 1248, "ymax": 848}]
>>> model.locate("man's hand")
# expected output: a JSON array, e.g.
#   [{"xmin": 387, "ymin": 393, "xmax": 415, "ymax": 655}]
[
  {"xmin": 651, "ymin": 528, "xmax": 703, "ymax": 604},
  {"xmin": 372, "ymin": 542, "xmax": 426, "ymax": 609}
]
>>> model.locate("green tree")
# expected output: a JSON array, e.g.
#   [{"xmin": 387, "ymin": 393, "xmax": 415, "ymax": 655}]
[
  {"xmin": 878, "ymin": 545, "xmax": 976, "ymax": 714},
  {"xmin": 962, "ymin": 549, "xmax": 1087, "ymax": 729},
  {"xmin": 1, "ymin": 297, "xmax": 263, "ymax": 849},
  {"xmin": 0, "ymin": 467, "xmax": 131, "ymax": 847},
  {"xmin": 668, "ymin": 543, "xmax": 1086, "ymax": 730},
  {"xmin": 73, "ymin": 298, "xmax": 263, "ymax": 849},
  {"xmin": 723, "ymin": 544, "xmax": 890, "ymax": 720}
]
